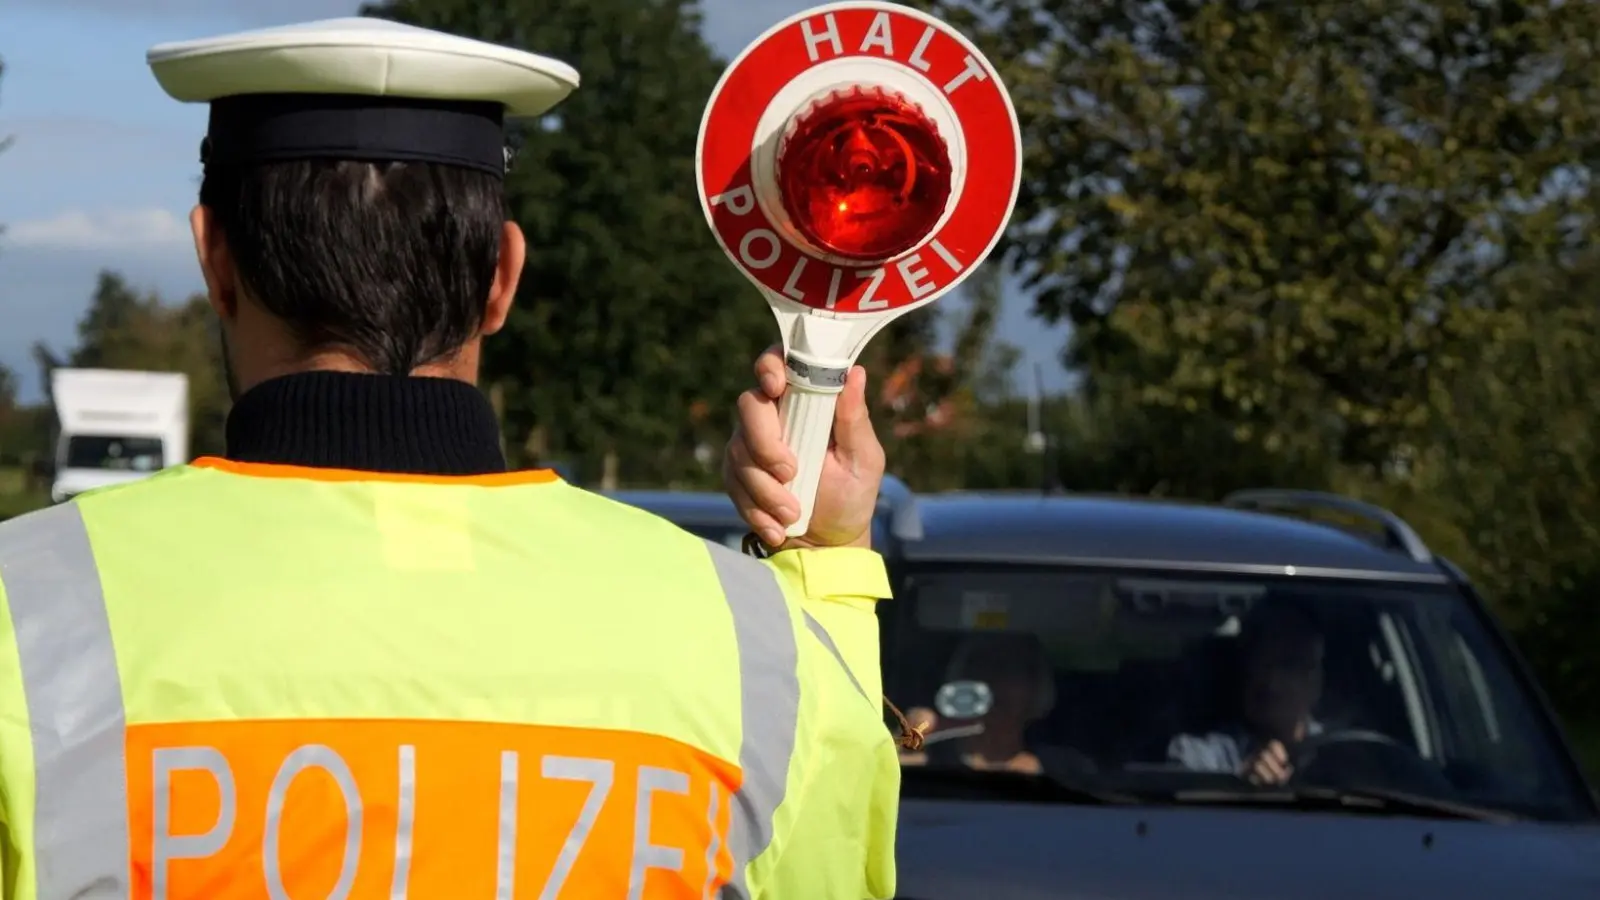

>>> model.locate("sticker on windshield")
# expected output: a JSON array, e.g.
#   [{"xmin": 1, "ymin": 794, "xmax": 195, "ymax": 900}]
[
  {"xmin": 935, "ymin": 679, "xmax": 993, "ymax": 719},
  {"xmin": 960, "ymin": 592, "xmax": 1009, "ymax": 629}
]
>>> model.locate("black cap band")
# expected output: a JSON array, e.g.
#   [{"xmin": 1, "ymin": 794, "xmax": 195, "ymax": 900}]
[{"xmin": 203, "ymin": 93, "xmax": 511, "ymax": 177}]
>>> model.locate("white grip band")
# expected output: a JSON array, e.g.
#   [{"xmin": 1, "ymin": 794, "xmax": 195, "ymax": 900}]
[{"xmin": 778, "ymin": 382, "xmax": 839, "ymax": 538}]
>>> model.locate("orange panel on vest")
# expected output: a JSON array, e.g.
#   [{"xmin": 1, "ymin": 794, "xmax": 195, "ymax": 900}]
[{"xmin": 125, "ymin": 719, "xmax": 742, "ymax": 900}]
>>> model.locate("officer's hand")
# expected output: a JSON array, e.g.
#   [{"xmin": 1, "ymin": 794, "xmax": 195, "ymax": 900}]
[{"xmin": 724, "ymin": 345, "xmax": 885, "ymax": 551}]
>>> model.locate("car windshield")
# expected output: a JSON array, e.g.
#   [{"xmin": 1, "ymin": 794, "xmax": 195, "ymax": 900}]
[
  {"xmin": 887, "ymin": 565, "xmax": 1594, "ymax": 822},
  {"xmin": 62, "ymin": 435, "xmax": 164, "ymax": 472}
]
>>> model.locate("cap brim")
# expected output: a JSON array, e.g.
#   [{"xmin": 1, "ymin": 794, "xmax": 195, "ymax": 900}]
[{"xmin": 148, "ymin": 18, "xmax": 579, "ymax": 118}]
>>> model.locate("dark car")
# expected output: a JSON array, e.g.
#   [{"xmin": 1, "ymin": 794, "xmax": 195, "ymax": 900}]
[
  {"xmin": 609, "ymin": 483, "xmax": 1600, "ymax": 897},
  {"xmin": 603, "ymin": 474, "xmax": 922, "ymax": 552},
  {"xmin": 886, "ymin": 489, "xmax": 1600, "ymax": 899}
]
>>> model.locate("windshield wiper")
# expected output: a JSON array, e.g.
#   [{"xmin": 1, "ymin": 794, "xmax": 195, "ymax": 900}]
[
  {"xmin": 1170, "ymin": 784, "xmax": 1521, "ymax": 823},
  {"xmin": 900, "ymin": 765, "xmax": 1142, "ymax": 806}
]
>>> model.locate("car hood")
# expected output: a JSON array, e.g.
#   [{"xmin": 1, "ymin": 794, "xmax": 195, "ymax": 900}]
[{"xmin": 894, "ymin": 798, "xmax": 1600, "ymax": 900}]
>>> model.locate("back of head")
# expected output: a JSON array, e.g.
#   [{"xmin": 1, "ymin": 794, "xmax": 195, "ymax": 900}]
[
  {"xmin": 948, "ymin": 632, "xmax": 1049, "ymax": 683},
  {"xmin": 147, "ymin": 18, "xmax": 582, "ymax": 377},
  {"xmin": 198, "ymin": 158, "xmax": 504, "ymax": 375}
]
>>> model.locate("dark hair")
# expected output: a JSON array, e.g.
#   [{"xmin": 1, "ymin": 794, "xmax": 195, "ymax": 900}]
[
  {"xmin": 198, "ymin": 160, "xmax": 506, "ymax": 375},
  {"xmin": 949, "ymin": 632, "xmax": 1050, "ymax": 680}
]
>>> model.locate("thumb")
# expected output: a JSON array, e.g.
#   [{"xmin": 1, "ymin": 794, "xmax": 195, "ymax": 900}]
[{"xmin": 832, "ymin": 366, "xmax": 878, "ymax": 456}]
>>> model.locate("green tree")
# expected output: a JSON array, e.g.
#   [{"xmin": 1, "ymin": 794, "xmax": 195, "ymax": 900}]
[
  {"xmin": 1397, "ymin": 255, "xmax": 1600, "ymax": 709},
  {"xmin": 66, "ymin": 271, "xmax": 144, "ymax": 368},
  {"xmin": 922, "ymin": 0, "xmax": 1600, "ymax": 472},
  {"xmin": 873, "ymin": 264, "xmax": 1030, "ymax": 490},
  {"xmin": 362, "ymin": 0, "xmax": 775, "ymax": 487},
  {"xmin": 33, "ymin": 271, "xmax": 230, "ymax": 459}
]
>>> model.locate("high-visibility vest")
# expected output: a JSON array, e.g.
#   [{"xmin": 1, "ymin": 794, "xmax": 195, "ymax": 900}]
[{"xmin": 0, "ymin": 458, "xmax": 899, "ymax": 900}]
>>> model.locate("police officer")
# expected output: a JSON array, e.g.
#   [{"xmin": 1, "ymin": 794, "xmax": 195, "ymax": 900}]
[{"xmin": 0, "ymin": 18, "xmax": 897, "ymax": 900}]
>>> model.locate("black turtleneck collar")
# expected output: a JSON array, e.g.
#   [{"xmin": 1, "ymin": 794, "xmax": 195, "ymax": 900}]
[{"xmin": 224, "ymin": 371, "xmax": 507, "ymax": 475}]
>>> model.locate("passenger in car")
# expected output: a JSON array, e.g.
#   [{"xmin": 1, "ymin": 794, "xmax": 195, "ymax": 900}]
[
  {"xmin": 903, "ymin": 633, "xmax": 1057, "ymax": 774},
  {"xmin": 1167, "ymin": 603, "xmax": 1325, "ymax": 785}
]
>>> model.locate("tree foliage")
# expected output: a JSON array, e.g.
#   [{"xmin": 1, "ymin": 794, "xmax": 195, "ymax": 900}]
[
  {"xmin": 922, "ymin": 0, "xmax": 1600, "ymax": 469},
  {"xmin": 870, "ymin": 265, "xmax": 1028, "ymax": 490},
  {"xmin": 1401, "ymin": 255, "xmax": 1600, "ymax": 710},
  {"xmin": 916, "ymin": 0, "xmax": 1600, "ymax": 740},
  {"xmin": 362, "ymin": 0, "xmax": 775, "ymax": 485},
  {"xmin": 32, "ymin": 272, "xmax": 230, "ymax": 457}
]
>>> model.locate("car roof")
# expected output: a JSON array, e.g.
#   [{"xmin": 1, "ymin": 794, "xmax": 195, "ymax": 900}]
[
  {"xmin": 603, "ymin": 488, "xmax": 1450, "ymax": 583},
  {"xmin": 906, "ymin": 493, "xmax": 1449, "ymax": 583},
  {"xmin": 604, "ymin": 488, "xmax": 905, "ymax": 546},
  {"xmin": 603, "ymin": 490, "xmax": 740, "ymax": 527}
]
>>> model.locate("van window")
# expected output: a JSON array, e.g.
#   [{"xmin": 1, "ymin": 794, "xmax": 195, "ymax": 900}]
[{"xmin": 63, "ymin": 436, "xmax": 165, "ymax": 472}]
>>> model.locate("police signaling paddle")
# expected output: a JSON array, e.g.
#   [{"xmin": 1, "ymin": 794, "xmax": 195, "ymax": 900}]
[{"xmin": 697, "ymin": 1, "xmax": 1023, "ymax": 539}]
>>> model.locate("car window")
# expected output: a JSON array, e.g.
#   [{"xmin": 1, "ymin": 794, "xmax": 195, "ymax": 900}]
[
  {"xmin": 1404, "ymin": 594, "xmax": 1572, "ymax": 803},
  {"xmin": 884, "ymin": 566, "xmax": 1592, "ymax": 821}
]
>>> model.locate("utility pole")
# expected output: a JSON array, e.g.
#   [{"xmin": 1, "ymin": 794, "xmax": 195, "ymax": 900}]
[{"xmin": 1033, "ymin": 363, "xmax": 1062, "ymax": 495}]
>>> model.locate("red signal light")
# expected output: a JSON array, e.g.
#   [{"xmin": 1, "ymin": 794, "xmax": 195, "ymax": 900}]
[{"xmin": 775, "ymin": 85, "xmax": 953, "ymax": 263}]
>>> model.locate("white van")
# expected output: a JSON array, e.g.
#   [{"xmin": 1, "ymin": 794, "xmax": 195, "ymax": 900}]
[{"xmin": 50, "ymin": 368, "xmax": 190, "ymax": 503}]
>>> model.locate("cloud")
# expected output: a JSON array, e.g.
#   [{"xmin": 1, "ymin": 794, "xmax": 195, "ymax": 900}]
[{"xmin": 7, "ymin": 208, "xmax": 192, "ymax": 252}]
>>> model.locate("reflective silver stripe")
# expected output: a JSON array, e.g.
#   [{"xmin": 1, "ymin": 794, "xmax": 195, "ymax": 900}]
[
  {"xmin": 802, "ymin": 612, "xmax": 871, "ymax": 703},
  {"xmin": 0, "ymin": 511, "xmax": 801, "ymax": 898},
  {"xmin": 0, "ymin": 502, "xmax": 130, "ymax": 896},
  {"xmin": 702, "ymin": 541, "xmax": 799, "ymax": 900}
]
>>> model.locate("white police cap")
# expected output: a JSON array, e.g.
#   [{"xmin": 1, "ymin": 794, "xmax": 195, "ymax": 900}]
[{"xmin": 147, "ymin": 17, "xmax": 581, "ymax": 177}]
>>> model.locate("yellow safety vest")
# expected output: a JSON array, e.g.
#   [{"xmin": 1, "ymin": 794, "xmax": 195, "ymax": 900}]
[{"xmin": 0, "ymin": 458, "xmax": 899, "ymax": 899}]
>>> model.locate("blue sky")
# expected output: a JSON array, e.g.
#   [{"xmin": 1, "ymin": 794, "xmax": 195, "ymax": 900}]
[{"xmin": 0, "ymin": 0, "xmax": 1070, "ymax": 402}]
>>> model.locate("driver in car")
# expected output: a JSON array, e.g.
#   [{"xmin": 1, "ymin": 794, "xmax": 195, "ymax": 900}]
[{"xmin": 1167, "ymin": 603, "xmax": 1325, "ymax": 785}]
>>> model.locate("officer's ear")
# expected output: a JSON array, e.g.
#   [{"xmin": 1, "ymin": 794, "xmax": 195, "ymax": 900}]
[
  {"xmin": 190, "ymin": 204, "xmax": 238, "ymax": 319},
  {"xmin": 481, "ymin": 221, "xmax": 525, "ymax": 337}
]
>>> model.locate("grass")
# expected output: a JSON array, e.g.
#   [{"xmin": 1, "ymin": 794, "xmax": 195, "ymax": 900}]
[
  {"xmin": 0, "ymin": 491, "xmax": 47, "ymax": 523},
  {"xmin": 0, "ymin": 465, "xmax": 47, "ymax": 522}
]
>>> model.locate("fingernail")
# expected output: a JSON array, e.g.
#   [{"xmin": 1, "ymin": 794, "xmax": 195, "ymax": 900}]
[
  {"xmin": 776, "ymin": 506, "xmax": 796, "ymax": 524},
  {"xmin": 760, "ymin": 373, "xmax": 783, "ymax": 396},
  {"xmin": 762, "ymin": 527, "xmax": 786, "ymax": 546},
  {"xmin": 774, "ymin": 463, "xmax": 795, "ymax": 482}
]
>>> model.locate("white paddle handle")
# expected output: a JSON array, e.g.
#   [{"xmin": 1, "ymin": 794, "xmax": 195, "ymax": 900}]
[{"xmin": 777, "ymin": 381, "xmax": 839, "ymax": 538}]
